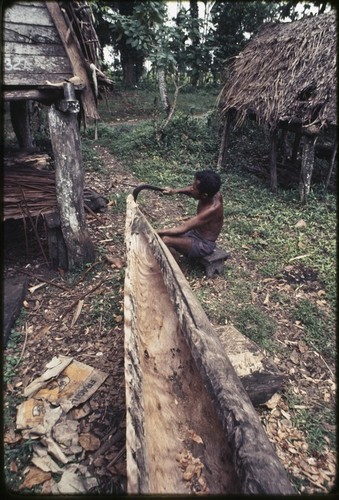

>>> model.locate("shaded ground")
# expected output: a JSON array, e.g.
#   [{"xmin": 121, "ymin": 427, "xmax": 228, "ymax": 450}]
[{"xmin": 3, "ymin": 144, "xmax": 336, "ymax": 494}]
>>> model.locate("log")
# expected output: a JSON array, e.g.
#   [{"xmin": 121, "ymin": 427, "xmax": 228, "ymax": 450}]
[
  {"xmin": 48, "ymin": 104, "xmax": 95, "ymax": 270},
  {"xmin": 214, "ymin": 324, "xmax": 285, "ymax": 406},
  {"xmin": 124, "ymin": 195, "xmax": 295, "ymax": 495}
]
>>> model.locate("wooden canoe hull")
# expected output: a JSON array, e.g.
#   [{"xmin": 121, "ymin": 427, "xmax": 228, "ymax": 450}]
[{"xmin": 124, "ymin": 195, "xmax": 295, "ymax": 495}]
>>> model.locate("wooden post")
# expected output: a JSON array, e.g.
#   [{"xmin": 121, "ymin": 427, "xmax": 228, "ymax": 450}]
[
  {"xmin": 48, "ymin": 104, "xmax": 95, "ymax": 270},
  {"xmin": 217, "ymin": 111, "xmax": 233, "ymax": 170},
  {"xmin": 299, "ymin": 134, "xmax": 318, "ymax": 203},
  {"xmin": 10, "ymin": 100, "xmax": 34, "ymax": 149},
  {"xmin": 269, "ymin": 128, "xmax": 278, "ymax": 193},
  {"xmin": 291, "ymin": 129, "xmax": 302, "ymax": 165},
  {"xmin": 325, "ymin": 141, "xmax": 337, "ymax": 192}
]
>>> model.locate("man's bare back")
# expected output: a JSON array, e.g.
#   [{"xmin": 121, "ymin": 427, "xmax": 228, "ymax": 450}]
[{"xmin": 157, "ymin": 170, "xmax": 223, "ymax": 259}]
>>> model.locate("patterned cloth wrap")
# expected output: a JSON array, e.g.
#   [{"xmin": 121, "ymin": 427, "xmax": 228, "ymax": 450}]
[{"xmin": 183, "ymin": 229, "xmax": 216, "ymax": 258}]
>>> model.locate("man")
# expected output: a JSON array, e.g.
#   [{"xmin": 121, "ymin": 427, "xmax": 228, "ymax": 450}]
[{"xmin": 157, "ymin": 170, "xmax": 223, "ymax": 259}]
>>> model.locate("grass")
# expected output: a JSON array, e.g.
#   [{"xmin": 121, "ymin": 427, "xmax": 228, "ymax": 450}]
[{"xmin": 290, "ymin": 299, "xmax": 335, "ymax": 361}]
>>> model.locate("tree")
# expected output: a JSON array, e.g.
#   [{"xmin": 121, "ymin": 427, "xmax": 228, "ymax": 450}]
[
  {"xmin": 210, "ymin": 1, "xmax": 280, "ymax": 81},
  {"xmin": 92, "ymin": 1, "xmax": 145, "ymax": 86}
]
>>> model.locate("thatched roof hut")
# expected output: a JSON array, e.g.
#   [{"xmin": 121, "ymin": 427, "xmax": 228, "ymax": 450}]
[
  {"xmin": 219, "ymin": 11, "xmax": 337, "ymax": 130},
  {"xmin": 217, "ymin": 11, "xmax": 337, "ymax": 201}
]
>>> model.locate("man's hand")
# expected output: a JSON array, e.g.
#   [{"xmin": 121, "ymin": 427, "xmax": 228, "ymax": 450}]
[{"xmin": 162, "ymin": 187, "xmax": 175, "ymax": 195}]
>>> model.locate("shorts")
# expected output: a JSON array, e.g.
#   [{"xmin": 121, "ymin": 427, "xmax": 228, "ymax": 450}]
[{"xmin": 183, "ymin": 230, "xmax": 216, "ymax": 258}]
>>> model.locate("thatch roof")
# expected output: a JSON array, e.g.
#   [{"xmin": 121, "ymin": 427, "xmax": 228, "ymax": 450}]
[{"xmin": 218, "ymin": 11, "xmax": 337, "ymax": 131}]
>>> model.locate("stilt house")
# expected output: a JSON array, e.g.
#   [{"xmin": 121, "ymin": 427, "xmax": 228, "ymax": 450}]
[
  {"xmin": 2, "ymin": 0, "xmax": 112, "ymax": 270},
  {"xmin": 217, "ymin": 11, "xmax": 337, "ymax": 202}
]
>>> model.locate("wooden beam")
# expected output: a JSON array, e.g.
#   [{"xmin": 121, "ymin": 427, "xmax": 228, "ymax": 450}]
[
  {"xmin": 45, "ymin": 2, "xmax": 99, "ymax": 121},
  {"xmin": 4, "ymin": 89, "xmax": 59, "ymax": 102}
]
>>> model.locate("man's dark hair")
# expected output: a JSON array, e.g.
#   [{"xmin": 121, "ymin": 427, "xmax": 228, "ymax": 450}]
[{"xmin": 195, "ymin": 170, "xmax": 221, "ymax": 197}]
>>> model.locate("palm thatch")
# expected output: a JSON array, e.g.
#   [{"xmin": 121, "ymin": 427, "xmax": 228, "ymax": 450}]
[{"xmin": 218, "ymin": 11, "xmax": 337, "ymax": 131}]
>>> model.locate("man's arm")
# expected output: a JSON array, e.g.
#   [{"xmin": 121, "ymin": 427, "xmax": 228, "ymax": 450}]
[
  {"xmin": 163, "ymin": 185, "xmax": 195, "ymax": 196},
  {"xmin": 158, "ymin": 207, "xmax": 215, "ymax": 237}
]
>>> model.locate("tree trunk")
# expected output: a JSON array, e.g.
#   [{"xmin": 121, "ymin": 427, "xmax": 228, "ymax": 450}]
[
  {"xmin": 189, "ymin": 0, "xmax": 200, "ymax": 87},
  {"xmin": 10, "ymin": 100, "xmax": 34, "ymax": 149},
  {"xmin": 157, "ymin": 68, "xmax": 171, "ymax": 117},
  {"xmin": 48, "ymin": 104, "xmax": 95, "ymax": 270},
  {"xmin": 299, "ymin": 134, "xmax": 317, "ymax": 203},
  {"xmin": 269, "ymin": 128, "xmax": 278, "ymax": 193}
]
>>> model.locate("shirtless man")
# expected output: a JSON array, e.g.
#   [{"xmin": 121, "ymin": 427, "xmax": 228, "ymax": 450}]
[{"xmin": 157, "ymin": 170, "xmax": 223, "ymax": 259}]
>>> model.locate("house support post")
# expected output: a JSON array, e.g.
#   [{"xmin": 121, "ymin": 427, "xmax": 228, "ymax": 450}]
[
  {"xmin": 299, "ymin": 134, "xmax": 318, "ymax": 203},
  {"xmin": 269, "ymin": 128, "xmax": 278, "ymax": 193},
  {"xmin": 48, "ymin": 102, "xmax": 95, "ymax": 270},
  {"xmin": 291, "ymin": 129, "xmax": 302, "ymax": 165},
  {"xmin": 325, "ymin": 141, "xmax": 337, "ymax": 192},
  {"xmin": 217, "ymin": 111, "xmax": 234, "ymax": 170},
  {"xmin": 10, "ymin": 100, "xmax": 34, "ymax": 149}
]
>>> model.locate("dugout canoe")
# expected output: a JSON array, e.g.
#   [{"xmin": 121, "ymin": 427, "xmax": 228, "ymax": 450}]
[{"xmin": 124, "ymin": 194, "xmax": 295, "ymax": 495}]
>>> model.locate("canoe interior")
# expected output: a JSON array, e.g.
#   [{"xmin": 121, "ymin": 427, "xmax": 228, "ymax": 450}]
[{"xmin": 125, "ymin": 230, "xmax": 240, "ymax": 494}]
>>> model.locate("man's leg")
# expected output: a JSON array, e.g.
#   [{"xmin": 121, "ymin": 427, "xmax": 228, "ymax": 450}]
[{"xmin": 161, "ymin": 235, "xmax": 193, "ymax": 257}]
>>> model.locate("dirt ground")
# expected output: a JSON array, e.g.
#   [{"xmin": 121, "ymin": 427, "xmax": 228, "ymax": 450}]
[{"xmin": 3, "ymin": 144, "xmax": 336, "ymax": 494}]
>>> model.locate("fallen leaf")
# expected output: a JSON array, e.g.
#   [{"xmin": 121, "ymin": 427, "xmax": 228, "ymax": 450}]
[
  {"xmin": 79, "ymin": 432, "xmax": 101, "ymax": 451},
  {"xmin": 29, "ymin": 283, "xmax": 46, "ymax": 293},
  {"xmin": 295, "ymin": 219, "xmax": 307, "ymax": 228},
  {"xmin": 264, "ymin": 393, "xmax": 281, "ymax": 409},
  {"xmin": 71, "ymin": 299, "xmax": 84, "ymax": 327},
  {"xmin": 19, "ymin": 466, "xmax": 51, "ymax": 489},
  {"xmin": 290, "ymin": 350, "xmax": 300, "ymax": 364},
  {"xmin": 188, "ymin": 429, "xmax": 204, "ymax": 444},
  {"xmin": 289, "ymin": 253, "xmax": 312, "ymax": 262},
  {"xmin": 105, "ymin": 255, "xmax": 125, "ymax": 268}
]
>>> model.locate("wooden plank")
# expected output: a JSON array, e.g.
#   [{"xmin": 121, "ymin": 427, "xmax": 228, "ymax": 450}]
[
  {"xmin": 4, "ymin": 3, "xmax": 54, "ymax": 26},
  {"xmin": 4, "ymin": 41, "xmax": 65, "ymax": 57},
  {"xmin": 3, "ymin": 89, "xmax": 60, "ymax": 102},
  {"xmin": 4, "ymin": 73, "xmax": 74, "ymax": 87},
  {"xmin": 124, "ymin": 195, "xmax": 295, "ymax": 495},
  {"xmin": 3, "ymin": 24, "xmax": 62, "ymax": 44},
  {"xmin": 4, "ymin": 54, "xmax": 72, "ymax": 76},
  {"xmin": 12, "ymin": 1, "xmax": 45, "ymax": 6}
]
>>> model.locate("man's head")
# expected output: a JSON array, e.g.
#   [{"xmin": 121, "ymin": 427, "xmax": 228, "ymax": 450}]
[{"xmin": 194, "ymin": 170, "xmax": 221, "ymax": 198}]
